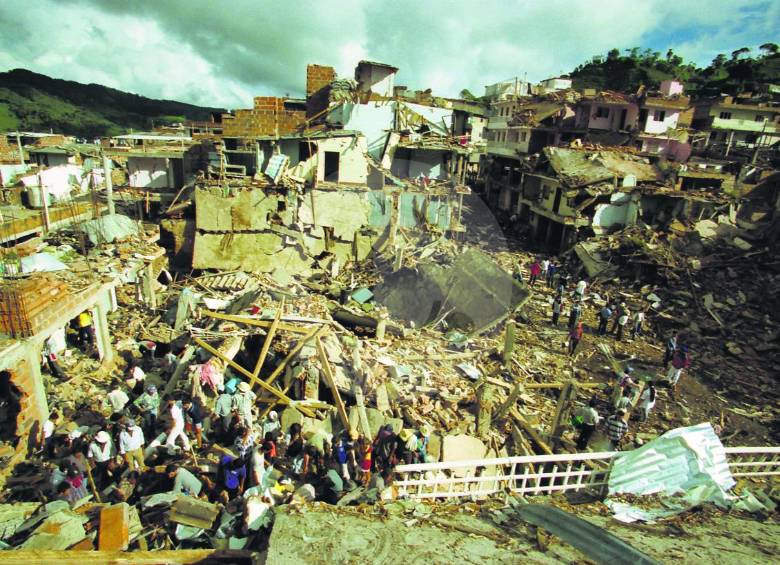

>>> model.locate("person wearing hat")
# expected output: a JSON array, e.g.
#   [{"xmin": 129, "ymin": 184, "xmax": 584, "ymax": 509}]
[
  {"xmin": 88, "ymin": 430, "xmax": 115, "ymax": 485},
  {"xmin": 397, "ymin": 429, "xmax": 417, "ymax": 465},
  {"xmin": 416, "ymin": 425, "xmax": 432, "ymax": 463},
  {"xmin": 119, "ymin": 419, "xmax": 146, "ymax": 471},
  {"xmin": 261, "ymin": 410, "xmax": 281, "ymax": 442},
  {"xmin": 667, "ymin": 344, "xmax": 691, "ymax": 394},
  {"xmin": 615, "ymin": 304, "xmax": 631, "ymax": 341},
  {"xmin": 232, "ymin": 381, "xmax": 256, "ymax": 429},
  {"xmin": 134, "ymin": 384, "xmax": 160, "ymax": 435}
]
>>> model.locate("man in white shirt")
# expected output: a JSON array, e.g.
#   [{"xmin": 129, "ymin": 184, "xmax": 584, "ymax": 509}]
[
  {"xmin": 164, "ymin": 397, "xmax": 191, "ymax": 451},
  {"xmin": 119, "ymin": 419, "xmax": 146, "ymax": 471},
  {"xmin": 575, "ymin": 278, "xmax": 587, "ymax": 299},
  {"xmin": 104, "ymin": 384, "xmax": 130, "ymax": 415},
  {"xmin": 88, "ymin": 430, "xmax": 115, "ymax": 485}
]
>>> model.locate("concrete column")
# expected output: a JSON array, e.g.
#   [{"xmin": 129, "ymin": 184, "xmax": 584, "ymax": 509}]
[
  {"xmin": 166, "ymin": 158, "xmax": 175, "ymax": 189},
  {"xmin": 92, "ymin": 300, "xmax": 114, "ymax": 365},
  {"xmin": 24, "ymin": 344, "xmax": 49, "ymax": 421},
  {"xmin": 102, "ymin": 153, "xmax": 115, "ymax": 216},
  {"xmin": 16, "ymin": 134, "xmax": 24, "ymax": 165},
  {"xmin": 143, "ymin": 262, "xmax": 157, "ymax": 309}
]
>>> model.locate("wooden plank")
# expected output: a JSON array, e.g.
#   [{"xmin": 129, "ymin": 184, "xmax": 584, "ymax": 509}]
[
  {"xmin": 493, "ymin": 382, "xmax": 524, "ymax": 423},
  {"xmin": 510, "ymin": 407, "xmax": 554, "ymax": 456},
  {"xmin": 192, "ymin": 337, "xmax": 316, "ymax": 418},
  {"xmin": 315, "ymin": 336, "xmax": 351, "ymax": 432},
  {"xmin": 98, "ymin": 503, "xmax": 129, "ymax": 551},
  {"xmin": 257, "ymin": 325, "xmax": 328, "ymax": 420},
  {"xmin": 202, "ymin": 310, "xmax": 318, "ymax": 334},
  {"xmin": 250, "ymin": 298, "xmax": 284, "ymax": 382}
]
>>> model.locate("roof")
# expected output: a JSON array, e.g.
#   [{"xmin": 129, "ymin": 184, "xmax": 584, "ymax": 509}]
[
  {"xmin": 581, "ymin": 91, "xmax": 635, "ymax": 105},
  {"xmin": 510, "ymin": 101, "xmax": 567, "ymax": 126},
  {"xmin": 226, "ymin": 130, "xmax": 364, "ymax": 142},
  {"xmin": 4, "ymin": 131, "xmax": 61, "ymax": 138},
  {"xmin": 643, "ymin": 96, "xmax": 690, "ymax": 110},
  {"xmin": 27, "ymin": 143, "xmax": 101, "ymax": 156},
  {"xmin": 357, "ymin": 60, "xmax": 399, "ymax": 72},
  {"xmin": 112, "ymin": 133, "xmax": 193, "ymax": 141},
  {"xmin": 544, "ymin": 146, "xmax": 662, "ymax": 188}
]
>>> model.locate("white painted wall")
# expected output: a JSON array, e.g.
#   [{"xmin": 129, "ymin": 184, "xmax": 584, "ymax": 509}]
[
  {"xmin": 328, "ymin": 102, "xmax": 395, "ymax": 159},
  {"xmin": 129, "ymin": 156, "xmax": 170, "ymax": 189},
  {"xmin": 593, "ymin": 192, "xmax": 640, "ymax": 231},
  {"xmin": 316, "ymin": 136, "xmax": 369, "ymax": 184},
  {"xmin": 642, "ymin": 106, "xmax": 680, "ymax": 134}
]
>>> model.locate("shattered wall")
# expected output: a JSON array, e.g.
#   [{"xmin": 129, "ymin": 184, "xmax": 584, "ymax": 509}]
[
  {"xmin": 192, "ymin": 186, "xmax": 460, "ymax": 281},
  {"xmin": 222, "ymin": 97, "xmax": 306, "ymax": 137},
  {"xmin": 373, "ymin": 248, "xmax": 530, "ymax": 335}
]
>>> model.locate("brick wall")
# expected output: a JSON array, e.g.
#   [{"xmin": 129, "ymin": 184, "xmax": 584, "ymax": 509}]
[
  {"xmin": 34, "ymin": 135, "xmax": 68, "ymax": 147},
  {"xmin": 221, "ymin": 96, "xmax": 306, "ymax": 137},
  {"xmin": 306, "ymin": 64, "xmax": 336, "ymax": 98}
]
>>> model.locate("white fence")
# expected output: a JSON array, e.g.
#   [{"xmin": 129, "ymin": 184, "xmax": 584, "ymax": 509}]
[{"xmin": 394, "ymin": 446, "xmax": 780, "ymax": 501}]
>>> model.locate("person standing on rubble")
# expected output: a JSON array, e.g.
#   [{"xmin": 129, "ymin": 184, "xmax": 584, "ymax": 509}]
[
  {"xmin": 167, "ymin": 464, "xmax": 202, "ymax": 497},
  {"xmin": 529, "ymin": 260, "xmax": 542, "ymax": 286},
  {"xmin": 214, "ymin": 386, "xmax": 234, "ymax": 441},
  {"xmin": 631, "ymin": 307, "xmax": 646, "ymax": 339},
  {"xmin": 552, "ymin": 295, "xmax": 564, "ymax": 327},
  {"xmin": 104, "ymin": 382, "xmax": 130, "ymax": 417},
  {"xmin": 546, "ymin": 259, "xmax": 558, "ymax": 288},
  {"xmin": 638, "ymin": 384, "xmax": 657, "ymax": 422},
  {"xmin": 233, "ymin": 381, "xmax": 256, "ymax": 429},
  {"xmin": 575, "ymin": 398, "xmax": 600, "ymax": 450},
  {"xmin": 598, "ymin": 304, "xmax": 613, "ymax": 336},
  {"xmin": 605, "ymin": 410, "xmax": 629, "ymax": 450},
  {"xmin": 574, "ymin": 277, "xmax": 588, "ymax": 300},
  {"xmin": 183, "ymin": 397, "xmax": 205, "ymax": 449},
  {"xmin": 568, "ymin": 321, "xmax": 584, "ymax": 356},
  {"xmin": 133, "ymin": 384, "xmax": 160, "ymax": 436},
  {"xmin": 87, "ymin": 430, "xmax": 115, "ymax": 486},
  {"xmin": 43, "ymin": 336, "xmax": 66, "ymax": 379},
  {"xmin": 568, "ymin": 301, "xmax": 582, "ymax": 331},
  {"xmin": 163, "ymin": 396, "xmax": 191, "ymax": 452},
  {"xmin": 611, "ymin": 302, "xmax": 626, "ymax": 335},
  {"xmin": 76, "ymin": 310, "xmax": 94, "ymax": 351},
  {"xmin": 118, "ymin": 419, "xmax": 146, "ymax": 471},
  {"xmin": 663, "ymin": 333, "xmax": 678, "ymax": 367},
  {"xmin": 373, "ymin": 424, "xmax": 398, "ymax": 473},
  {"xmin": 616, "ymin": 304, "xmax": 631, "ymax": 341},
  {"xmin": 667, "ymin": 345, "xmax": 691, "ymax": 394}
]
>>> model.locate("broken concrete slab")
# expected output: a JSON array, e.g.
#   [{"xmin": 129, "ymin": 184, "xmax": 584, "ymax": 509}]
[
  {"xmin": 20, "ymin": 509, "xmax": 88, "ymax": 550},
  {"xmin": 373, "ymin": 249, "xmax": 530, "ymax": 336},
  {"xmin": 168, "ymin": 496, "xmax": 221, "ymax": 530},
  {"xmin": 298, "ymin": 189, "xmax": 371, "ymax": 240},
  {"xmin": 195, "ymin": 188, "xmax": 279, "ymax": 232},
  {"xmin": 98, "ymin": 503, "xmax": 130, "ymax": 551}
]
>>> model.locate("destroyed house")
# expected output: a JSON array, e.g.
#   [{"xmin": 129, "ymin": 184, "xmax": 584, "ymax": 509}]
[
  {"xmin": 105, "ymin": 133, "xmax": 207, "ymax": 193},
  {"xmin": 575, "ymin": 90, "xmax": 639, "ymax": 132},
  {"xmin": 513, "ymin": 146, "xmax": 667, "ymax": 249},
  {"xmin": 692, "ymin": 96, "xmax": 780, "ymax": 155}
]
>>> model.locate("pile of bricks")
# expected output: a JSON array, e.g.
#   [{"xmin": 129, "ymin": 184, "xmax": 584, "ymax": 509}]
[
  {"xmin": 221, "ymin": 97, "xmax": 306, "ymax": 137},
  {"xmin": 0, "ymin": 275, "xmax": 70, "ymax": 338}
]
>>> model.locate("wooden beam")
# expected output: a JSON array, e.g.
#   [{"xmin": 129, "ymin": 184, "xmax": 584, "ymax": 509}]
[
  {"xmin": 192, "ymin": 337, "xmax": 315, "ymax": 418},
  {"xmin": 486, "ymin": 377, "xmax": 602, "ymax": 391},
  {"xmin": 250, "ymin": 298, "xmax": 284, "ymax": 382},
  {"xmin": 493, "ymin": 382, "xmax": 524, "ymax": 423},
  {"xmin": 0, "ymin": 550, "xmax": 253, "ymax": 565},
  {"xmin": 202, "ymin": 310, "xmax": 318, "ymax": 334},
  {"xmin": 510, "ymin": 406, "xmax": 554, "ymax": 455},
  {"xmin": 315, "ymin": 336, "xmax": 351, "ymax": 432},
  {"xmin": 257, "ymin": 325, "xmax": 328, "ymax": 420}
]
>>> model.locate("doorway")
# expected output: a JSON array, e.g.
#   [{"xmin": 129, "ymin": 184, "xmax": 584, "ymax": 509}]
[{"xmin": 324, "ymin": 151, "xmax": 340, "ymax": 182}]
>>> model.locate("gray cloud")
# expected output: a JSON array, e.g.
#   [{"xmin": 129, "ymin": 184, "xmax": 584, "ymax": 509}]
[{"xmin": 0, "ymin": 0, "xmax": 777, "ymax": 109}]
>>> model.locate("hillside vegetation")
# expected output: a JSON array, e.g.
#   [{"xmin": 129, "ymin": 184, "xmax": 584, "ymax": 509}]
[
  {"xmin": 570, "ymin": 43, "xmax": 780, "ymax": 95},
  {"xmin": 0, "ymin": 68, "xmax": 224, "ymax": 138}
]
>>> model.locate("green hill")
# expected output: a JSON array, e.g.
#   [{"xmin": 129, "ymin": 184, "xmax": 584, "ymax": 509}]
[
  {"xmin": 0, "ymin": 68, "xmax": 225, "ymax": 138},
  {"xmin": 570, "ymin": 44, "xmax": 780, "ymax": 95}
]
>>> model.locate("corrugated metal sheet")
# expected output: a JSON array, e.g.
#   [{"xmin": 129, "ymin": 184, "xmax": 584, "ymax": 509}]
[{"xmin": 608, "ymin": 423, "xmax": 734, "ymax": 497}]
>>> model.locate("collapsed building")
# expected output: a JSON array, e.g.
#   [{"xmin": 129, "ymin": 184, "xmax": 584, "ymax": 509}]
[{"xmin": 0, "ymin": 57, "xmax": 778, "ymax": 562}]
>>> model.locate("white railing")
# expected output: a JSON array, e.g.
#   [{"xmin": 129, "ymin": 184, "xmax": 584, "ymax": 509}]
[
  {"xmin": 395, "ymin": 446, "xmax": 780, "ymax": 501},
  {"xmin": 723, "ymin": 447, "xmax": 780, "ymax": 478}
]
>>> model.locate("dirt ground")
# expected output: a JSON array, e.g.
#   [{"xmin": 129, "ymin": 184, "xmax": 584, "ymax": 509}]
[{"xmin": 264, "ymin": 498, "xmax": 780, "ymax": 565}]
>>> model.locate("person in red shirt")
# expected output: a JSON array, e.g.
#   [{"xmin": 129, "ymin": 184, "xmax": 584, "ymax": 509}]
[
  {"xmin": 568, "ymin": 321, "xmax": 584, "ymax": 355},
  {"xmin": 529, "ymin": 261, "xmax": 542, "ymax": 286}
]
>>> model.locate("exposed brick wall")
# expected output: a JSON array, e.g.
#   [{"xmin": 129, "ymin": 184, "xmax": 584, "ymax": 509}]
[
  {"xmin": 306, "ymin": 64, "xmax": 336, "ymax": 98},
  {"xmin": 221, "ymin": 96, "xmax": 306, "ymax": 137},
  {"xmin": 33, "ymin": 135, "xmax": 68, "ymax": 147}
]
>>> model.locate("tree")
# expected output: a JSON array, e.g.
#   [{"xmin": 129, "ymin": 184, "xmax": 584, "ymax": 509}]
[
  {"xmin": 607, "ymin": 48, "xmax": 620, "ymax": 61},
  {"xmin": 712, "ymin": 53, "xmax": 727, "ymax": 67},
  {"xmin": 731, "ymin": 47, "xmax": 750, "ymax": 60},
  {"xmin": 759, "ymin": 42, "xmax": 779, "ymax": 56}
]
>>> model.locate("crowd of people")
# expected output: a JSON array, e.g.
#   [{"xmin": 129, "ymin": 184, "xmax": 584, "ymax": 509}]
[
  {"xmin": 39, "ymin": 343, "xmax": 437, "ymax": 514},
  {"xmin": 520, "ymin": 256, "xmax": 694, "ymax": 452}
]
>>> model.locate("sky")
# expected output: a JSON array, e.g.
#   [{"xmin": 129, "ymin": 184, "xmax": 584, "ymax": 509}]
[{"xmin": 0, "ymin": 0, "xmax": 777, "ymax": 109}]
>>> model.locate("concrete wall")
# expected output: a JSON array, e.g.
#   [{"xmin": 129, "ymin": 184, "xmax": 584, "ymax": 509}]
[
  {"xmin": 356, "ymin": 65, "xmax": 395, "ymax": 97},
  {"xmin": 129, "ymin": 156, "xmax": 171, "ymax": 189},
  {"xmin": 327, "ymin": 102, "xmax": 395, "ymax": 159},
  {"xmin": 592, "ymin": 192, "xmax": 640, "ymax": 232},
  {"xmin": 642, "ymin": 106, "xmax": 680, "ymax": 134},
  {"xmin": 316, "ymin": 137, "xmax": 369, "ymax": 184}
]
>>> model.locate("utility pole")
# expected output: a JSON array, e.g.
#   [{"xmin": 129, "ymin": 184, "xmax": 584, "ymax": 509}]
[{"xmin": 102, "ymin": 151, "xmax": 115, "ymax": 216}]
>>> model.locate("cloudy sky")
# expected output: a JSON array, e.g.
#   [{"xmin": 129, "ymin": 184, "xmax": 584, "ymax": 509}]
[{"xmin": 0, "ymin": 0, "xmax": 777, "ymax": 109}]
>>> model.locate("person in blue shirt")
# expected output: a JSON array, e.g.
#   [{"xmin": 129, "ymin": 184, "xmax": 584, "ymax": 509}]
[
  {"xmin": 220, "ymin": 454, "xmax": 247, "ymax": 501},
  {"xmin": 598, "ymin": 305, "xmax": 613, "ymax": 335}
]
